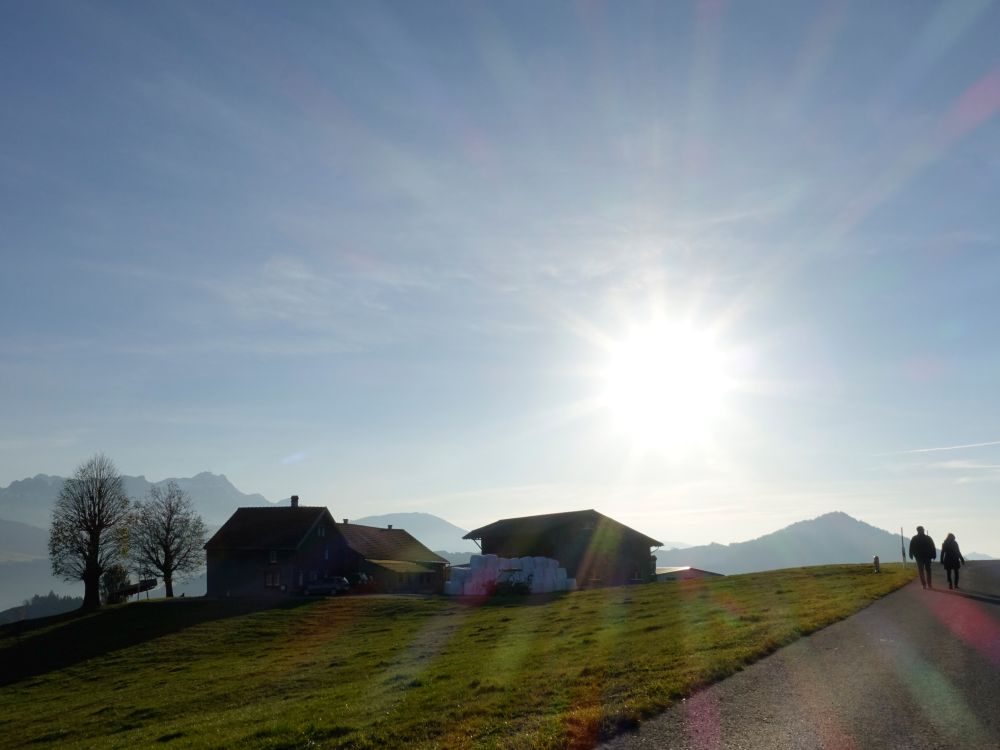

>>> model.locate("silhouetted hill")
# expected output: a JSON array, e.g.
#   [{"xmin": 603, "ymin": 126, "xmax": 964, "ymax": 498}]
[
  {"xmin": 655, "ymin": 512, "xmax": 916, "ymax": 574},
  {"xmin": 351, "ymin": 512, "xmax": 477, "ymax": 552},
  {"xmin": 0, "ymin": 472, "xmax": 268, "ymax": 528},
  {"xmin": 0, "ymin": 591, "xmax": 83, "ymax": 624}
]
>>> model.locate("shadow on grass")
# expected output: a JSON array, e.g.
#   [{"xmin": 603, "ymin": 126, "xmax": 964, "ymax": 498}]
[{"xmin": 0, "ymin": 596, "xmax": 315, "ymax": 687}]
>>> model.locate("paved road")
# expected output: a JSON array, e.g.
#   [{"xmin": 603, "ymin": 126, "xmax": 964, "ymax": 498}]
[{"xmin": 602, "ymin": 561, "xmax": 1000, "ymax": 750}]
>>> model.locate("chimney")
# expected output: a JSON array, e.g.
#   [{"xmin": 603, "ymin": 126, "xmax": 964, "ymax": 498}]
[
  {"xmin": 343, "ymin": 518, "xmax": 349, "ymax": 524},
  {"xmin": 290, "ymin": 495, "xmax": 299, "ymax": 508},
  {"xmin": 387, "ymin": 524, "xmax": 393, "ymax": 530}
]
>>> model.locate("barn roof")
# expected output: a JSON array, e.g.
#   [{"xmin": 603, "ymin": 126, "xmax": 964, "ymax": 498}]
[
  {"xmin": 337, "ymin": 523, "xmax": 446, "ymax": 564},
  {"xmin": 204, "ymin": 507, "xmax": 331, "ymax": 550},
  {"xmin": 464, "ymin": 509, "xmax": 663, "ymax": 547},
  {"xmin": 366, "ymin": 559, "xmax": 439, "ymax": 574}
]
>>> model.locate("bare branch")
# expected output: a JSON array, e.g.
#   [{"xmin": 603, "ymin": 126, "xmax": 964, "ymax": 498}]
[
  {"xmin": 132, "ymin": 481, "xmax": 207, "ymax": 598},
  {"xmin": 48, "ymin": 454, "xmax": 131, "ymax": 609}
]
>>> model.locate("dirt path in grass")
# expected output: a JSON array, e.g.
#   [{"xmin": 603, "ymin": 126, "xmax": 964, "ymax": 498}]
[{"xmin": 602, "ymin": 560, "xmax": 1000, "ymax": 750}]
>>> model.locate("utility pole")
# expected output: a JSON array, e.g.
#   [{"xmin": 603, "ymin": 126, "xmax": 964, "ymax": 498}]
[{"xmin": 901, "ymin": 526, "xmax": 906, "ymax": 567}]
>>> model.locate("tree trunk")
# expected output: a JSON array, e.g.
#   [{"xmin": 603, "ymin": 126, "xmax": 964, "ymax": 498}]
[
  {"xmin": 82, "ymin": 570, "xmax": 101, "ymax": 610},
  {"xmin": 165, "ymin": 576, "xmax": 174, "ymax": 598}
]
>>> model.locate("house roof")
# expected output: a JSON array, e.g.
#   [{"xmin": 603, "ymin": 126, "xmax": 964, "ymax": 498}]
[
  {"xmin": 464, "ymin": 509, "xmax": 663, "ymax": 548},
  {"xmin": 204, "ymin": 507, "xmax": 331, "ymax": 550},
  {"xmin": 337, "ymin": 523, "xmax": 447, "ymax": 564},
  {"xmin": 366, "ymin": 559, "xmax": 438, "ymax": 574}
]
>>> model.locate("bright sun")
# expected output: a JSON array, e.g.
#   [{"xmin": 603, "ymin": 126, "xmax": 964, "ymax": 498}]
[{"xmin": 601, "ymin": 320, "xmax": 731, "ymax": 450}]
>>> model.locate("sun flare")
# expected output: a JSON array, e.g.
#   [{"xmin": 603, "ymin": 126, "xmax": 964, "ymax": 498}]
[{"xmin": 601, "ymin": 321, "xmax": 731, "ymax": 450}]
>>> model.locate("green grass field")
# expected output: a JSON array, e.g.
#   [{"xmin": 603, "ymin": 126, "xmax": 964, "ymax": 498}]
[{"xmin": 0, "ymin": 564, "xmax": 912, "ymax": 749}]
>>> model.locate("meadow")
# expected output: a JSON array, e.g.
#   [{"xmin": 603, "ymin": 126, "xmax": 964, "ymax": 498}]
[{"xmin": 0, "ymin": 564, "xmax": 912, "ymax": 749}]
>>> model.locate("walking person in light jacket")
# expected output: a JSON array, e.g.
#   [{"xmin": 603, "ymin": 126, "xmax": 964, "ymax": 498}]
[
  {"xmin": 940, "ymin": 532, "xmax": 966, "ymax": 590},
  {"xmin": 909, "ymin": 526, "xmax": 937, "ymax": 589}
]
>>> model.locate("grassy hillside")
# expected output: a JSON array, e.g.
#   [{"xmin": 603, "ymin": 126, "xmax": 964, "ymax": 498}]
[{"xmin": 0, "ymin": 564, "xmax": 912, "ymax": 749}]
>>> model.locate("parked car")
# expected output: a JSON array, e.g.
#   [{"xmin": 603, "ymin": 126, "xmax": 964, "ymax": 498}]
[{"xmin": 302, "ymin": 576, "xmax": 349, "ymax": 596}]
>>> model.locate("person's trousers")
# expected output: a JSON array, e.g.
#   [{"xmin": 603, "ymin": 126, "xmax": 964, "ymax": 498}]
[
  {"xmin": 945, "ymin": 566, "xmax": 960, "ymax": 588},
  {"xmin": 916, "ymin": 559, "xmax": 932, "ymax": 587}
]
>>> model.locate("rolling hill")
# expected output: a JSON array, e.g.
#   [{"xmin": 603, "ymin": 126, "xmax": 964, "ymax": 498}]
[{"xmin": 0, "ymin": 565, "xmax": 911, "ymax": 748}]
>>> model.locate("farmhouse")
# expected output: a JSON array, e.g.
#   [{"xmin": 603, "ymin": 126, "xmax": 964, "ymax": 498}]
[
  {"xmin": 463, "ymin": 509, "xmax": 662, "ymax": 587},
  {"xmin": 205, "ymin": 497, "xmax": 447, "ymax": 596}
]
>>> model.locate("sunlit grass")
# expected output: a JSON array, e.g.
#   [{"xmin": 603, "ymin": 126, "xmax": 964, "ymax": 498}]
[{"xmin": 0, "ymin": 564, "xmax": 912, "ymax": 749}]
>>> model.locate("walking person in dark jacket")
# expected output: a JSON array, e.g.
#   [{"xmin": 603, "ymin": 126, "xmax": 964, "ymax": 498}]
[
  {"xmin": 909, "ymin": 526, "xmax": 937, "ymax": 589},
  {"xmin": 940, "ymin": 532, "xmax": 966, "ymax": 590}
]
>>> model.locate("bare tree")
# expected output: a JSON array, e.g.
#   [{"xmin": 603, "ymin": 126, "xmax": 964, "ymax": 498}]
[
  {"xmin": 49, "ymin": 454, "xmax": 132, "ymax": 610},
  {"xmin": 133, "ymin": 482, "xmax": 207, "ymax": 597}
]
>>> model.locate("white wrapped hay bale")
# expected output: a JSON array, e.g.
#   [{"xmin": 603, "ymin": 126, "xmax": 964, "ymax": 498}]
[
  {"xmin": 469, "ymin": 554, "xmax": 486, "ymax": 570},
  {"xmin": 531, "ymin": 569, "xmax": 551, "ymax": 593},
  {"xmin": 443, "ymin": 581, "xmax": 461, "ymax": 596},
  {"xmin": 507, "ymin": 558, "xmax": 522, "ymax": 570},
  {"xmin": 521, "ymin": 556, "xmax": 535, "ymax": 573},
  {"xmin": 450, "ymin": 567, "xmax": 468, "ymax": 585},
  {"xmin": 566, "ymin": 578, "xmax": 577, "ymax": 591},
  {"xmin": 533, "ymin": 556, "xmax": 547, "ymax": 570},
  {"xmin": 556, "ymin": 567, "xmax": 567, "ymax": 583}
]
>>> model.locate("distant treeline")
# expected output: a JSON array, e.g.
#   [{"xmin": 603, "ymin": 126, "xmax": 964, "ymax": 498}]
[{"xmin": 0, "ymin": 591, "xmax": 83, "ymax": 624}]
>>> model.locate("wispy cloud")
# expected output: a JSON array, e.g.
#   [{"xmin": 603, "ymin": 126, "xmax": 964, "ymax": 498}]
[
  {"xmin": 896, "ymin": 440, "xmax": 1000, "ymax": 454},
  {"xmin": 202, "ymin": 255, "xmax": 418, "ymax": 348},
  {"xmin": 928, "ymin": 459, "xmax": 1000, "ymax": 470},
  {"xmin": 923, "ymin": 459, "xmax": 1000, "ymax": 485}
]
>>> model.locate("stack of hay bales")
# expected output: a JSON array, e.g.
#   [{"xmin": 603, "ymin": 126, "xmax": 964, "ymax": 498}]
[{"xmin": 443, "ymin": 553, "xmax": 577, "ymax": 595}]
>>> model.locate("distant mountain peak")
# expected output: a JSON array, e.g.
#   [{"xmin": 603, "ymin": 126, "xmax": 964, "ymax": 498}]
[
  {"xmin": 656, "ymin": 511, "xmax": 911, "ymax": 575},
  {"xmin": 2, "ymin": 470, "xmax": 269, "ymax": 528}
]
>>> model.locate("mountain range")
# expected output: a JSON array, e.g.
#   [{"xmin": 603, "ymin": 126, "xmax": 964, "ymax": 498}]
[
  {"xmin": 0, "ymin": 472, "xmax": 268, "ymax": 529},
  {"xmin": 654, "ymin": 511, "xmax": 993, "ymax": 575}
]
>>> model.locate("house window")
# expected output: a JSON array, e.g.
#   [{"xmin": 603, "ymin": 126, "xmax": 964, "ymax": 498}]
[
  {"xmin": 265, "ymin": 573, "xmax": 280, "ymax": 587},
  {"xmin": 310, "ymin": 570, "xmax": 318, "ymax": 582},
  {"xmin": 317, "ymin": 525, "xmax": 326, "ymax": 538},
  {"xmin": 324, "ymin": 547, "xmax": 329, "ymax": 561},
  {"xmin": 268, "ymin": 550, "xmax": 278, "ymax": 564}
]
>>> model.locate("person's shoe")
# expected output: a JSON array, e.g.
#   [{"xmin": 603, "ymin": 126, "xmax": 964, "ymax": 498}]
[{"xmin": 949, "ymin": 584, "xmax": 953, "ymax": 589}]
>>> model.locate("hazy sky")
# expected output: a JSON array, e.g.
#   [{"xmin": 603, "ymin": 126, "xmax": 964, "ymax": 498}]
[{"xmin": 3, "ymin": 1, "xmax": 1000, "ymax": 554}]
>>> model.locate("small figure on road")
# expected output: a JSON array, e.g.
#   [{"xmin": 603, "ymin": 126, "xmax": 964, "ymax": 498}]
[
  {"xmin": 873, "ymin": 554, "xmax": 881, "ymax": 573},
  {"xmin": 909, "ymin": 526, "xmax": 937, "ymax": 589},
  {"xmin": 940, "ymin": 532, "xmax": 966, "ymax": 590}
]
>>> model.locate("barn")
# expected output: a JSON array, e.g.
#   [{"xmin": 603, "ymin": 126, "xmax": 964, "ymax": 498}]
[{"xmin": 463, "ymin": 509, "xmax": 662, "ymax": 587}]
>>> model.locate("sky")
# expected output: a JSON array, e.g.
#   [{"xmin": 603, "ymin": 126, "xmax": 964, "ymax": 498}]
[{"xmin": 2, "ymin": 1, "xmax": 1000, "ymax": 555}]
